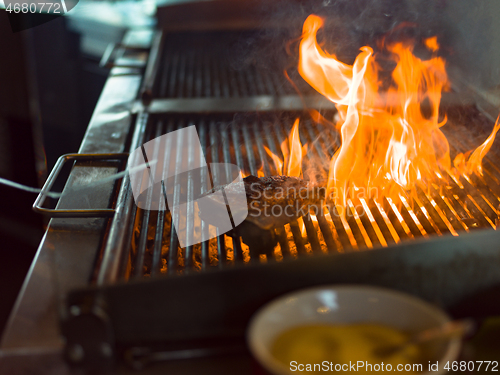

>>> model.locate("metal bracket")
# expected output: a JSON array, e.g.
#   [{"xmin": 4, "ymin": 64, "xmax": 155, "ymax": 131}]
[
  {"xmin": 99, "ymin": 43, "xmax": 150, "ymax": 69},
  {"xmin": 124, "ymin": 343, "xmax": 246, "ymax": 370},
  {"xmin": 33, "ymin": 153, "xmax": 129, "ymax": 218},
  {"xmin": 140, "ymin": 31, "xmax": 164, "ymax": 106},
  {"xmin": 62, "ymin": 294, "xmax": 115, "ymax": 371}
]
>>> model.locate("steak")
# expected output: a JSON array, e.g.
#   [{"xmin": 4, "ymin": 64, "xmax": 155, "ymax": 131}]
[{"xmin": 201, "ymin": 175, "xmax": 325, "ymax": 230}]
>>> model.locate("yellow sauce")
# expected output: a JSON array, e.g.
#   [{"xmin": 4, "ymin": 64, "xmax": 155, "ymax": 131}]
[{"xmin": 271, "ymin": 324, "xmax": 423, "ymax": 374}]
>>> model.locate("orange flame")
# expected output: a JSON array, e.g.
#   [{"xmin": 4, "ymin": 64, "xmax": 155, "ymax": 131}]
[
  {"xmin": 263, "ymin": 118, "xmax": 306, "ymax": 177},
  {"xmin": 424, "ymin": 36, "xmax": 439, "ymax": 52},
  {"xmin": 282, "ymin": 118, "xmax": 304, "ymax": 177},
  {"xmin": 298, "ymin": 15, "xmax": 454, "ymax": 206},
  {"xmin": 257, "ymin": 162, "xmax": 265, "ymax": 177},
  {"xmin": 454, "ymin": 116, "xmax": 500, "ymax": 176},
  {"xmin": 264, "ymin": 146, "xmax": 283, "ymax": 175}
]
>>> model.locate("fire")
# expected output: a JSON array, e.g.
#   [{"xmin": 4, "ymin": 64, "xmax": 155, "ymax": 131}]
[
  {"xmin": 282, "ymin": 118, "xmax": 304, "ymax": 177},
  {"xmin": 264, "ymin": 146, "xmax": 283, "ymax": 176},
  {"xmin": 257, "ymin": 162, "xmax": 265, "ymax": 178},
  {"xmin": 265, "ymin": 118, "xmax": 306, "ymax": 178},
  {"xmin": 296, "ymin": 14, "xmax": 499, "ymax": 207},
  {"xmin": 424, "ymin": 36, "xmax": 439, "ymax": 53},
  {"xmin": 454, "ymin": 116, "xmax": 500, "ymax": 176}
]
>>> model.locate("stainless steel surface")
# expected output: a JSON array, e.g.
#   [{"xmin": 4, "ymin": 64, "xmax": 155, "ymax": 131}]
[
  {"xmin": 0, "ymin": 29, "xmax": 153, "ymax": 373},
  {"xmin": 140, "ymin": 32, "xmax": 164, "ymax": 106},
  {"xmin": 99, "ymin": 43, "xmax": 150, "ymax": 69},
  {"xmin": 96, "ymin": 114, "xmax": 149, "ymax": 285},
  {"xmin": 97, "ymin": 30, "xmax": 164, "ymax": 284},
  {"xmin": 132, "ymin": 95, "xmax": 336, "ymax": 114},
  {"xmin": 156, "ymin": 0, "xmax": 297, "ymax": 31}
]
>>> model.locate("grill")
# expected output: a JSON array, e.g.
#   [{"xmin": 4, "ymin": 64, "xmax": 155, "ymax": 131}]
[
  {"xmin": 101, "ymin": 32, "xmax": 500, "ymax": 281},
  {"xmin": 111, "ymin": 111, "xmax": 500, "ymax": 280},
  {"xmin": 157, "ymin": 31, "xmax": 303, "ymax": 98},
  {"xmin": 62, "ymin": 29, "xmax": 500, "ymax": 370},
  {"xmin": 3, "ymin": 16, "xmax": 500, "ymax": 374}
]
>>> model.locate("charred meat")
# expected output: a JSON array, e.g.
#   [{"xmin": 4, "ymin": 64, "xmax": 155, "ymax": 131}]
[{"xmin": 200, "ymin": 175, "xmax": 325, "ymax": 230}]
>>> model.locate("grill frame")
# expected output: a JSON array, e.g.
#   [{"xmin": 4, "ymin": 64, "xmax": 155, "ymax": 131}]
[
  {"xmin": 68, "ymin": 227, "xmax": 500, "ymax": 363},
  {"xmin": 67, "ymin": 28, "xmax": 500, "ymax": 369}
]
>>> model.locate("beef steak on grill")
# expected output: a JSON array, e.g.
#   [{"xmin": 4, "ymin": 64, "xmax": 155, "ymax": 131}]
[{"xmin": 200, "ymin": 175, "xmax": 325, "ymax": 230}]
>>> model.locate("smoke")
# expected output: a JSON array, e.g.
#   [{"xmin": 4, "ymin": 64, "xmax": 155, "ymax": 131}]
[{"xmin": 231, "ymin": 0, "xmax": 499, "ymax": 92}]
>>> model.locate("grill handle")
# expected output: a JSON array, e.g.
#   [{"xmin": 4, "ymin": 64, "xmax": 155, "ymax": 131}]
[
  {"xmin": 33, "ymin": 153, "xmax": 129, "ymax": 218},
  {"xmin": 124, "ymin": 342, "xmax": 247, "ymax": 370}
]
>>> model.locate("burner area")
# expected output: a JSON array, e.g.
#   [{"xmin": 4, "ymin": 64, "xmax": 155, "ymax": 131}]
[
  {"xmin": 119, "ymin": 108, "xmax": 500, "ymax": 279},
  {"xmin": 92, "ymin": 28, "xmax": 498, "ymax": 281}
]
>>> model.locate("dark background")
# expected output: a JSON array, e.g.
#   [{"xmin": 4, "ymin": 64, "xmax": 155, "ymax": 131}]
[{"xmin": 0, "ymin": 10, "xmax": 111, "ymax": 338}]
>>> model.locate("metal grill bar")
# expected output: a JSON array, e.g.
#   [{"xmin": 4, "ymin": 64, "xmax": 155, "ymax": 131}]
[
  {"xmin": 262, "ymin": 122, "xmax": 295, "ymax": 256},
  {"xmin": 96, "ymin": 112, "xmax": 149, "ymax": 284},
  {"xmin": 184, "ymin": 121, "xmax": 196, "ymax": 271},
  {"xmin": 272, "ymin": 120, "xmax": 310, "ymax": 254},
  {"xmin": 133, "ymin": 124, "xmax": 164, "ymax": 278},
  {"xmin": 220, "ymin": 126, "xmax": 244, "ymax": 261},
  {"xmin": 198, "ymin": 121, "xmax": 211, "ymax": 269},
  {"xmin": 167, "ymin": 119, "xmax": 182, "ymax": 274},
  {"xmin": 209, "ymin": 122, "xmax": 228, "ymax": 266}
]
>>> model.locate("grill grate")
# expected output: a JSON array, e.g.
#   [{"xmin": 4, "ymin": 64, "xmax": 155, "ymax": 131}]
[
  {"xmin": 156, "ymin": 31, "xmax": 312, "ymax": 99},
  {"xmin": 124, "ymin": 111, "xmax": 500, "ymax": 278}
]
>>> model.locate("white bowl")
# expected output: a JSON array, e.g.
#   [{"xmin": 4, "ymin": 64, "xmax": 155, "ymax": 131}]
[{"xmin": 247, "ymin": 285, "xmax": 461, "ymax": 375}]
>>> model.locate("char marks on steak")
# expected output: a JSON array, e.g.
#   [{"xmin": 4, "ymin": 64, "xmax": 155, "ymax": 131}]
[{"xmin": 202, "ymin": 175, "xmax": 325, "ymax": 230}]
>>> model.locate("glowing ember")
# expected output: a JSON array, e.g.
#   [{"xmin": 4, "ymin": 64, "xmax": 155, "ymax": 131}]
[{"xmin": 295, "ymin": 14, "xmax": 500, "ymax": 207}]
